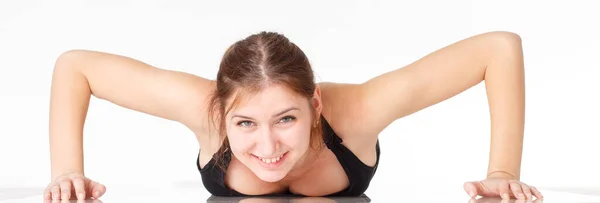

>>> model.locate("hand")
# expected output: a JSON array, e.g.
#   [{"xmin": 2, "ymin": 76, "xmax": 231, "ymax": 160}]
[
  {"xmin": 43, "ymin": 172, "xmax": 106, "ymax": 200},
  {"xmin": 463, "ymin": 177, "xmax": 543, "ymax": 200}
]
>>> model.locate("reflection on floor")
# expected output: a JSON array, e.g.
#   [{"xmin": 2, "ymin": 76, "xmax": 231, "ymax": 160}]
[
  {"xmin": 206, "ymin": 194, "xmax": 371, "ymax": 203},
  {"xmin": 539, "ymin": 186, "xmax": 600, "ymax": 196}
]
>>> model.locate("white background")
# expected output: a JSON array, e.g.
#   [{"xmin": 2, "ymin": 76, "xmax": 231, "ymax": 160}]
[{"xmin": 1, "ymin": 0, "xmax": 599, "ymax": 202}]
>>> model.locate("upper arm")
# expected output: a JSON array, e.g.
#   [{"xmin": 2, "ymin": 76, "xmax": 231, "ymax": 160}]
[
  {"xmin": 58, "ymin": 49, "xmax": 214, "ymax": 133},
  {"xmin": 357, "ymin": 31, "xmax": 522, "ymax": 135}
]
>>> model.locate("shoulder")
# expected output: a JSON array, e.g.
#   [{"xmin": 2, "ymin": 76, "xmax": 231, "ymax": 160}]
[
  {"xmin": 318, "ymin": 82, "xmax": 382, "ymax": 143},
  {"xmin": 318, "ymin": 82, "xmax": 381, "ymax": 167}
]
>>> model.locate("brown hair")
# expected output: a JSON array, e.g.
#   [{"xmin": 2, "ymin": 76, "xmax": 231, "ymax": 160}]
[{"xmin": 207, "ymin": 31, "xmax": 323, "ymax": 171}]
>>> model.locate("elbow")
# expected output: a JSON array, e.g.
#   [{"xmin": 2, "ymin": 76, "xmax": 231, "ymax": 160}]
[
  {"xmin": 485, "ymin": 31, "xmax": 523, "ymax": 49},
  {"xmin": 479, "ymin": 31, "xmax": 524, "ymax": 61},
  {"xmin": 53, "ymin": 49, "xmax": 89, "ymax": 74},
  {"xmin": 488, "ymin": 31, "xmax": 522, "ymax": 42},
  {"xmin": 55, "ymin": 50, "xmax": 85, "ymax": 66}
]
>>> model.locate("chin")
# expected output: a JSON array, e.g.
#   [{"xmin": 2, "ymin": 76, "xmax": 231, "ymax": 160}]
[{"xmin": 255, "ymin": 171, "xmax": 287, "ymax": 183}]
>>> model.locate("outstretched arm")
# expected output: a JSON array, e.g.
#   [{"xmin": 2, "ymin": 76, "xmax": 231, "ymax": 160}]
[
  {"xmin": 46, "ymin": 50, "xmax": 214, "ymax": 200},
  {"xmin": 357, "ymin": 31, "xmax": 540, "ymax": 199},
  {"xmin": 49, "ymin": 50, "xmax": 213, "ymax": 179}
]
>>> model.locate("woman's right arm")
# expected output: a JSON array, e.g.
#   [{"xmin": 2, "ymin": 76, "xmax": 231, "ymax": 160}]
[{"xmin": 48, "ymin": 49, "xmax": 214, "ymax": 185}]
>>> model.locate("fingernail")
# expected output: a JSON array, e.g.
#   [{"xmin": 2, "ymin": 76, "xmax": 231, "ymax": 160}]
[
  {"xmin": 469, "ymin": 191, "xmax": 475, "ymax": 197},
  {"xmin": 78, "ymin": 193, "xmax": 84, "ymax": 199},
  {"xmin": 95, "ymin": 191, "xmax": 100, "ymax": 197},
  {"xmin": 502, "ymin": 193, "xmax": 509, "ymax": 199}
]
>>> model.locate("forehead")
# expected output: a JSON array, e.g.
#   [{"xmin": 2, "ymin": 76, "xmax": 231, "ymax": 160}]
[{"xmin": 227, "ymin": 85, "xmax": 308, "ymax": 113}]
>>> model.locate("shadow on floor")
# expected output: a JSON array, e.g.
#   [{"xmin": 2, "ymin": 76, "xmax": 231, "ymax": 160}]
[{"xmin": 0, "ymin": 187, "xmax": 43, "ymax": 201}]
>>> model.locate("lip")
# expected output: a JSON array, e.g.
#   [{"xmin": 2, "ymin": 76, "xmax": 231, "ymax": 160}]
[{"xmin": 252, "ymin": 152, "xmax": 288, "ymax": 169}]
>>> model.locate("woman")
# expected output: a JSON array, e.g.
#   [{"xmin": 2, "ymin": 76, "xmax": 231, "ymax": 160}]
[{"xmin": 44, "ymin": 31, "xmax": 543, "ymax": 200}]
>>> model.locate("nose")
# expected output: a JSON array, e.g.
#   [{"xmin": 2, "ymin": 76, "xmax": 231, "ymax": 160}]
[{"xmin": 256, "ymin": 127, "xmax": 278, "ymax": 157}]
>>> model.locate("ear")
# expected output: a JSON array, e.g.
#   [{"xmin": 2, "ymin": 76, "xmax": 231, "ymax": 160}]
[{"xmin": 311, "ymin": 84, "xmax": 323, "ymax": 117}]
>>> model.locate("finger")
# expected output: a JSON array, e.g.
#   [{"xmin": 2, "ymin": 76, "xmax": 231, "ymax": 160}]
[
  {"xmin": 59, "ymin": 179, "xmax": 72, "ymax": 200},
  {"xmin": 530, "ymin": 186, "xmax": 544, "ymax": 200},
  {"xmin": 498, "ymin": 180, "xmax": 510, "ymax": 199},
  {"xmin": 89, "ymin": 180, "xmax": 107, "ymax": 199},
  {"xmin": 51, "ymin": 184, "xmax": 61, "ymax": 200},
  {"xmin": 463, "ymin": 181, "xmax": 480, "ymax": 198},
  {"xmin": 44, "ymin": 184, "xmax": 55, "ymax": 200},
  {"xmin": 509, "ymin": 181, "xmax": 525, "ymax": 200},
  {"xmin": 520, "ymin": 183, "xmax": 533, "ymax": 200},
  {"xmin": 71, "ymin": 177, "xmax": 86, "ymax": 200},
  {"xmin": 43, "ymin": 198, "xmax": 56, "ymax": 203}
]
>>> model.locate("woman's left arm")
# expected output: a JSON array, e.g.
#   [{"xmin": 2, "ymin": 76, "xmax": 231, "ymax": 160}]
[{"xmin": 356, "ymin": 31, "xmax": 542, "ymax": 200}]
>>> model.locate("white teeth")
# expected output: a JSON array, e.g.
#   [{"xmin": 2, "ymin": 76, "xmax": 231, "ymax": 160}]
[{"xmin": 259, "ymin": 154, "xmax": 283, "ymax": 164}]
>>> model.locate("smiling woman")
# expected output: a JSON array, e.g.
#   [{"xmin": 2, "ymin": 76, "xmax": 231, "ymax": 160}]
[
  {"xmin": 217, "ymin": 85, "xmax": 317, "ymax": 183},
  {"xmin": 198, "ymin": 32, "xmax": 362, "ymax": 196},
  {"xmin": 45, "ymin": 31, "xmax": 542, "ymax": 201}
]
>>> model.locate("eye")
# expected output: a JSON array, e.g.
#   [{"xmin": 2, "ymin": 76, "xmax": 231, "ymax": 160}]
[
  {"xmin": 237, "ymin": 120, "xmax": 254, "ymax": 127},
  {"xmin": 278, "ymin": 116, "xmax": 296, "ymax": 123}
]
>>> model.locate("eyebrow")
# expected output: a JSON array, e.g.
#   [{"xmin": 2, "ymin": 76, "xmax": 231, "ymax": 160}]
[{"xmin": 231, "ymin": 107, "xmax": 300, "ymax": 120}]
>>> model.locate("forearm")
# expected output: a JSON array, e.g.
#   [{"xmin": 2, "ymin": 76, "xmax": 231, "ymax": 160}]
[
  {"xmin": 484, "ymin": 34, "xmax": 526, "ymax": 180},
  {"xmin": 49, "ymin": 52, "xmax": 91, "ymax": 180}
]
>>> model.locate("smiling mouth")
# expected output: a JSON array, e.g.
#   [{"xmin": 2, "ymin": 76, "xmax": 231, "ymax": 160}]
[
  {"xmin": 260, "ymin": 155, "xmax": 282, "ymax": 163},
  {"xmin": 252, "ymin": 152, "xmax": 288, "ymax": 168}
]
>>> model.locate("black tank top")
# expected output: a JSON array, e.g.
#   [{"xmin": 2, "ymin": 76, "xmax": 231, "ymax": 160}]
[{"xmin": 196, "ymin": 115, "xmax": 381, "ymax": 196}]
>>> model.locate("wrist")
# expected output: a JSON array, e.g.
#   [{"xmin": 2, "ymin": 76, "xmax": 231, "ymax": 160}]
[
  {"xmin": 487, "ymin": 171, "xmax": 518, "ymax": 180},
  {"xmin": 52, "ymin": 170, "xmax": 84, "ymax": 181}
]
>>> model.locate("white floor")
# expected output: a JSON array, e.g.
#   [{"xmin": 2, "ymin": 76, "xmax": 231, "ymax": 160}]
[{"xmin": 2, "ymin": 184, "xmax": 600, "ymax": 202}]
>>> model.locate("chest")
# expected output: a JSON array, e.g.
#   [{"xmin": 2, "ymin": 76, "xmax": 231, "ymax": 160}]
[{"xmin": 224, "ymin": 149, "xmax": 350, "ymax": 196}]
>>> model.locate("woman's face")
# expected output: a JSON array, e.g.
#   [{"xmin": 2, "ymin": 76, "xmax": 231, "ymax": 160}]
[{"xmin": 225, "ymin": 84, "xmax": 321, "ymax": 183}]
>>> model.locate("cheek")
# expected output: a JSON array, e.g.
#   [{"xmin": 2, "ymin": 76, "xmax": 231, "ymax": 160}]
[
  {"xmin": 278, "ymin": 123, "xmax": 312, "ymax": 148},
  {"xmin": 226, "ymin": 129, "xmax": 253, "ymax": 152}
]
